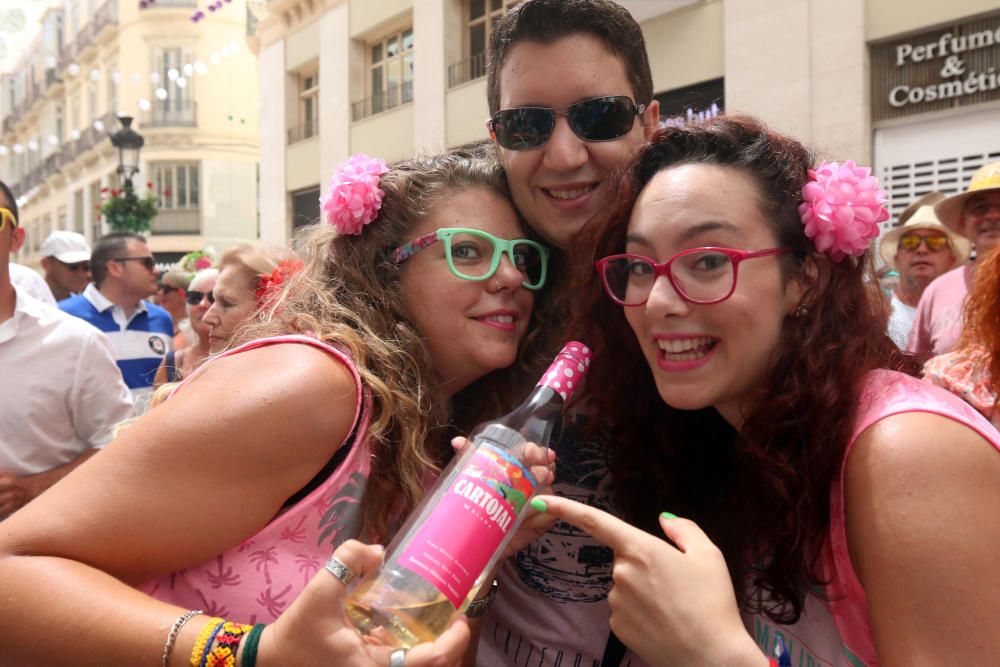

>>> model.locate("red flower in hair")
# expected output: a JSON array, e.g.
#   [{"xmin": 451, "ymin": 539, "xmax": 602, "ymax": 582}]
[{"xmin": 255, "ymin": 260, "xmax": 303, "ymax": 304}]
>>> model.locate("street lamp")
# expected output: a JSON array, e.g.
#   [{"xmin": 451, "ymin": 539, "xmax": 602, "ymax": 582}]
[{"xmin": 110, "ymin": 115, "xmax": 144, "ymax": 188}]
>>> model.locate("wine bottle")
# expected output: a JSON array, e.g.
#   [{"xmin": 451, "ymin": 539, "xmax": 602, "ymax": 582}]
[{"xmin": 346, "ymin": 341, "xmax": 592, "ymax": 647}]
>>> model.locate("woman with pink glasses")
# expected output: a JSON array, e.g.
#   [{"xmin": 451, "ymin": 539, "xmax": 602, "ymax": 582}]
[{"xmin": 530, "ymin": 115, "xmax": 1000, "ymax": 666}]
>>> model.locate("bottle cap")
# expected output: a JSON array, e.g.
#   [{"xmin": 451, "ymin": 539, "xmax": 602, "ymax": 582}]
[{"xmin": 539, "ymin": 341, "xmax": 592, "ymax": 402}]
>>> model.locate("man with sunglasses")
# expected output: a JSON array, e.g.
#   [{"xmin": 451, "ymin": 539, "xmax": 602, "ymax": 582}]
[
  {"xmin": 908, "ymin": 162, "xmax": 1000, "ymax": 360},
  {"xmin": 878, "ymin": 195, "xmax": 968, "ymax": 349},
  {"xmin": 478, "ymin": 2, "xmax": 660, "ymax": 666},
  {"xmin": 60, "ymin": 232, "xmax": 174, "ymax": 410},
  {"xmin": 40, "ymin": 230, "xmax": 92, "ymax": 302},
  {"xmin": 0, "ymin": 180, "xmax": 133, "ymax": 519},
  {"xmin": 485, "ymin": 0, "xmax": 660, "ymax": 249}
]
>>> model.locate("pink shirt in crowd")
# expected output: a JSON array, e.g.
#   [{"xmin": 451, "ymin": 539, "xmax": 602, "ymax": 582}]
[
  {"xmin": 906, "ymin": 264, "xmax": 971, "ymax": 358},
  {"xmin": 139, "ymin": 335, "xmax": 373, "ymax": 623},
  {"xmin": 744, "ymin": 369, "xmax": 1000, "ymax": 666}
]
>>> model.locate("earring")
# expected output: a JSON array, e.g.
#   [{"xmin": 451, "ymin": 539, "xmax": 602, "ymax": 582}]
[{"xmin": 792, "ymin": 303, "xmax": 809, "ymax": 319}]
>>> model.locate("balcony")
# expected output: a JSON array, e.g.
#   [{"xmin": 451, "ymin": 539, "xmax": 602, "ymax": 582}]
[
  {"xmin": 447, "ymin": 52, "xmax": 488, "ymax": 89},
  {"xmin": 152, "ymin": 209, "xmax": 200, "ymax": 235},
  {"xmin": 75, "ymin": 25, "xmax": 94, "ymax": 57},
  {"xmin": 141, "ymin": 101, "xmax": 197, "ymax": 128},
  {"xmin": 93, "ymin": 1, "xmax": 118, "ymax": 38},
  {"xmin": 351, "ymin": 81, "xmax": 413, "ymax": 122},
  {"xmin": 287, "ymin": 116, "xmax": 318, "ymax": 144},
  {"xmin": 44, "ymin": 68, "xmax": 62, "ymax": 91}
]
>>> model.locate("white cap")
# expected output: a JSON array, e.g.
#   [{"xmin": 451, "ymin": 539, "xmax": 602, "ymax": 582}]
[{"xmin": 41, "ymin": 231, "xmax": 91, "ymax": 264}]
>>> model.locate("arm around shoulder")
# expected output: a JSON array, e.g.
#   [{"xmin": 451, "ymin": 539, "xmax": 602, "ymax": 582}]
[{"xmin": 845, "ymin": 411, "xmax": 1000, "ymax": 665}]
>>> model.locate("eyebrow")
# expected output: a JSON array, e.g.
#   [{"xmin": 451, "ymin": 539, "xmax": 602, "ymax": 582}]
[{"xmin": 626, "ymin": 220, "xmax": 747, "ymax": 247}]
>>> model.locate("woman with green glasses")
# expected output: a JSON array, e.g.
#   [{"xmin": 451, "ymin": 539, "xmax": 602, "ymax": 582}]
[{"xmin": 0, "ymin": 149, "xmax": 553, "ymax": 665}]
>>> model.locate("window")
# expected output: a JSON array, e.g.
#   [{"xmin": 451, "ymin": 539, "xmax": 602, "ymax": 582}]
[
  {"xmin": 365, "ymin": 28, "xmax": 413, "ymax": 116},
  {"xmin": 289, "ymin": 70, "xmax": 318, "ymax": 144},
  {"xmin": 106, "ymin": 63, "xmax": 118, "ymax": 114},
  {"xmin": 152, "ymin": 47, "xmax": 194, "ymax": 124},
  {"xmin": 453, "ymin": 0, "xmax": 519, "ymax": 86},
  {"xmin": 152, "ymin": 162, "xmax": 199, "ymax": 210},
  {"xmin": 54, "ymin": 105, "xmax": 64, "ymax": 143},
  {"xmin": 291, "ymin": 186, "xmax": 320, "ymax": 231},
  {"xmin": 88, "ymin": 80, "xmax": 98, "ymax": 123}
]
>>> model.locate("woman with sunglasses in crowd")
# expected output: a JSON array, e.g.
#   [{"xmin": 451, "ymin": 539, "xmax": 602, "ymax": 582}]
[
  {"xmin": 527, "ymin": 116, "xmax": 1000, "ymax": 666},
  {"xmin": 0, "ymin": 149, "xmax": 553, "ymax": 666},
  {"xmin": 154, "ymin": 267, "xmax": 219, "ymax": 388},
  {"xmin": 924, "ymin": 244, "xmax": 1000, "ymax": 430}
]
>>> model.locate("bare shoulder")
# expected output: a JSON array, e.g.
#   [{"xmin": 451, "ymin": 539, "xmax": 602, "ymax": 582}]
[
  {"xmin": 844, "ymin": 410, "xmax": 1000, "ymax": 660},
  {"xmin": 177, "ymin": 341, "xmax": 359, "ymax": 437}
]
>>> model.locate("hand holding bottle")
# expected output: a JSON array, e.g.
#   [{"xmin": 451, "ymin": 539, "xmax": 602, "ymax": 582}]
[
  {"xmin": 347, "ymin": 342, "xmax": 591, "ymax": 648},
  {"xmin": 257, "ymin": 539, "xmax": 470, "ymax": 666},
  {"xmin": 451, "ymin": 435, "xmax": 557, "ymax": 559}
]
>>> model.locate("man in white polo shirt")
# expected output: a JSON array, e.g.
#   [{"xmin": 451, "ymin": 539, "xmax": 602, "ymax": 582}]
[{"xmin": 0, "ymin": 180, "xmax": 133, "ymax": 518}]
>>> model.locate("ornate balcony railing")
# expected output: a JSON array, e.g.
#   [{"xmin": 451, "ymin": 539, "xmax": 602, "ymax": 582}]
[
  {"xmin": 351, "ymin": 81, "xmax": 414, "ymax": 122},
  {"xmin": 141, "ymin": 100, "xmax": 197, "ymax": 128},
  {"xmin": 447, "ymin": 52, "xmax": 488, "ymax": 89},
  {"xmin": 287, "ymin": 116, "xmax": 318, "ymax": 144},
  {"xmin": 152, "ymin": 209, "xmax": 201, "ymax": 235}
]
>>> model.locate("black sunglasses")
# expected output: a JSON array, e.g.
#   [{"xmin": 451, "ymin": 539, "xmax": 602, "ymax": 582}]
[
  {"xmin": 59, "ymin": 260, "xmax": 90, "ymax": 272},
  {"xmin": 114, "ymin": 256, "xmax": 156, "ymax": 271},
  {"xmin": 185, "ymin": 290, "xmax": 215, "ymax": 306},
  {"xmin": 487, "ymin": 95, "xmax": 646, "ymax": 151}
]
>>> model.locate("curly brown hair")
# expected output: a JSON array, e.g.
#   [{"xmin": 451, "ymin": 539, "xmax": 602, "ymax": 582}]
[
  {"xmin": 958, "ymin": 244, "xmax": 1000, "ymax": 403},
  {"xmin": 240, "ymin": 150, "xmax": 545, "ymax": 542},
  {"xmin": 568, "ymin": 115, "xmax": 915, "ymax": 624}
]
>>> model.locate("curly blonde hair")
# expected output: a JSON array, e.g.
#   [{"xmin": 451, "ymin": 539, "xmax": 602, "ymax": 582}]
[{"xmin": 240, "ymin": 150, "xmax": 541, "ymax": 541}]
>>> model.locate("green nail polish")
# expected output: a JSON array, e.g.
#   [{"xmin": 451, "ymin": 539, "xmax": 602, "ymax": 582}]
[
  {"xmin": 660, "ymin": 511, "xmax": 677, "ymax": 520},
  {"xmin": 530, "ymin": 498, "xmax": 548, "ymax": 513}
]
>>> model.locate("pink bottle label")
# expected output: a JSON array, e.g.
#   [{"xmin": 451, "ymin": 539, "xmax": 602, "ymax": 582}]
[{"xmin": 398, "ymin": 443, "xmax": 537, "ymax": 608}]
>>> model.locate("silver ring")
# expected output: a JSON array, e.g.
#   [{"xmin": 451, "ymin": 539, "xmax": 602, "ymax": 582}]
[
  {"xmin": 389, "ymin": 648, "xmax": 408, "ymax": 667},
  {"xmin": 324, "ymin": 555, "xmax": 355, "ymax": 587}
]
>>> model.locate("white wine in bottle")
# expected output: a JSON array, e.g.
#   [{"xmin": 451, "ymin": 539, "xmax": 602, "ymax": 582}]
[{"xmin": 346, "ymin": 342, "xmax": 592, "ymax": 647}]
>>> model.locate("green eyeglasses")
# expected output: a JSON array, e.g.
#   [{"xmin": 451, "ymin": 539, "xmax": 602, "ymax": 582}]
[
  {"xmin": 0, "ymin": 207, "xmax": 17, "ymax": 231},
  {"xmin": 392, "ymin": 227, "xmax": 550, "ymax": 290}
]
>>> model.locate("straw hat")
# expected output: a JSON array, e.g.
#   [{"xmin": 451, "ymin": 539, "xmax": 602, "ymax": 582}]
[
  {"xmin": 934, "ymin": 162, "xmax": 1000, "ymax": 237},
  {"xmin": 897, "ymin": 191, "xmax": 945, "ymax": 225},
  {"xmin": 879, "ymin": 205, "xmax": 971, "ymax": 270}
]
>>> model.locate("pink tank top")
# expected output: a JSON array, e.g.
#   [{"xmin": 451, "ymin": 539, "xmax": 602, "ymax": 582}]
[
  {"xmin": 743, "ymin": 369, "xmax": 1000, "ymax": 666},
  {"xmin": 138, "ymin": 335, "xmax": 373, "ymax": 624}
]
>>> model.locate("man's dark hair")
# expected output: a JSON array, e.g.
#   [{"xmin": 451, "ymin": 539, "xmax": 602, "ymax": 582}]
[
  {"xmin": 90, "ymin": 232, "xmax": 146, "ymax": 287},
  {"xmin": 486, "ymin": 0, "xmax": 654, "ymax": 115},
  {"xmin": 0, "ymin": 180, "xmax": 18, "ymax": 226}
]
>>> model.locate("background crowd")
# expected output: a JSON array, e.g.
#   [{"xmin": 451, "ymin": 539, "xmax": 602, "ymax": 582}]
[{"xmin": 2, "ymin": 1, "xmax": 999, "ymax": 666}]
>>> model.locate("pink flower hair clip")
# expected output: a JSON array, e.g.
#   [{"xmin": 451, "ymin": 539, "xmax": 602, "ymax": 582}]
[
  {"xmin": 798, "ymin": 160, "xmax": 889, "ymax": 262},
  {"xmin": 319, "ymin": 154, "xmax": 390, "ymax": 236}
]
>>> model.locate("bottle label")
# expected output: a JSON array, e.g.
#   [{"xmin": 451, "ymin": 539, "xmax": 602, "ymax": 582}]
[{"xmin": 398, "ymin": 443, "xmax": 537, "ymax": 608}]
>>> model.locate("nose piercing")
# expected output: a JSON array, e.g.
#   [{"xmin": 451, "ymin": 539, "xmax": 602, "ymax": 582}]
[{"xmin": 494, "ymin": 279, "xmax": 505, "ymax": 292}]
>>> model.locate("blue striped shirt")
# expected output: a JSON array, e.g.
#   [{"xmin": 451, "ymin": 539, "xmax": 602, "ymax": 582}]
[{"xmin": 60, "ymin": 284, "xmax": 174, "ymax": 404}]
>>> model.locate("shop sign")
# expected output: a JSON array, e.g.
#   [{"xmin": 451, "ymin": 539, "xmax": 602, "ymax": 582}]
[{"xmin": 871, "ymin": 13, "xmax": 1000, "ymax": 121}]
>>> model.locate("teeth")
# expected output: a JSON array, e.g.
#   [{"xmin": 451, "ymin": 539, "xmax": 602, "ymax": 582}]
[
  {"xmin": 656, "ymin": 337, "xmax": 714, "ymax": 354},
  {"xmin": 484, "ymin": 315, "xmax": 514, "ymax": 324},
  {"xmin": 547, "ymin": 186, "xmax": 593, "ymax": 200}
]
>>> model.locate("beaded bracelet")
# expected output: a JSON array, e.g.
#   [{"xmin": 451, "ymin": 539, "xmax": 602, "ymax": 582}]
[
  {"xmin": 205, "ymin": 621, "xmax": 253, "ymax": 667},
  {"xmin": 190, "ymin": 618, "xmax": 225, "ymax": 667},
  {"xmin": 162, "ymin": 610, "xmax": 204, "ymax": 667},
  {"xmin": 240, "ymin": 624, "xmax": 266, "ymax": 667}
]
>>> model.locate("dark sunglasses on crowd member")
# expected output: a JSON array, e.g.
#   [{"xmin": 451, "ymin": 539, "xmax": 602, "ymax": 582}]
[
  {"xmin": 487, "ymin": 95, "xmax": 646, "ymax": 151},
  {"xmin": 185, "ymin": 290, "xmax": 215, "ymax": 306},
  {"xmin": 898, "ymin": 234, "xmax": 950, "ymax": 252},
  {"xmin": 113, "ymin": 256, "xmax": 156, "ymax": 271},
  {"xmin": 58, "ymin": 259, "xmax": 91, "ymax": 272}
]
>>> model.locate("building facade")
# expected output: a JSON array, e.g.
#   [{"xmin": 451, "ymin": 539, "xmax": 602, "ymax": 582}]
[
  {"xmin": 2, "ymin": 0, "xmax": 260, "ymax": 268},
  {"xmin": 251, "ymin": 0, "xmax": 999, "ymax": 244}
]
